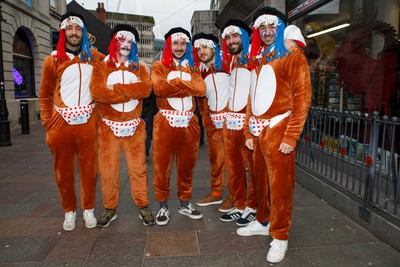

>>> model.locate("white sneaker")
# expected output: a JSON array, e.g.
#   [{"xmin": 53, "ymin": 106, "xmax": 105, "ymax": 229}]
[
  {"xmin": 267, "ymin": 239, "xmax": 288, "ymax": 263},
  {"xmin": 156, "ymin": 207, "xmax": 170, "ymax": 226},
  {"xmin": 236, "ymin": 220, "xmax": 270, "ymax": 236},
  {"xmin": 83, "ymin": 209, "xmax": 97, "ymax": 229},
  {"xmin": 63, "ymin": 211, "xmax": 76, "ymax": 231}
]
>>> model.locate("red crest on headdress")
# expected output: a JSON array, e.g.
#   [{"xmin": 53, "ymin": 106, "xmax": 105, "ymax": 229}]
[
  {"xmin": 55, "ymin": 29, "xmax": 68, "ymax": 62},
  {"xmin": 192, "ymin": 46, "xmax": 200, "ymax": 67},
  {"xmin": 248, "ymin": 27, "xmax": 262, "ymax": 70},
  {"xmin": 107, "ymin": 33, "xmax": 118, "ymax": 67},
  {"xmin": 221, "ymin": 39, "xmax": 232, "ymax": 70},
  {"xmin": 161, "ymin": 36, "xmax": 173, "ymax": 67}
]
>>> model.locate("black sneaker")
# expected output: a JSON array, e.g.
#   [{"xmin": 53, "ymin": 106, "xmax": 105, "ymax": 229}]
[
  {"xmin": 139, "ymin": 206, "xmax": 155, "ymax": 226},
  {"xmin": 236, "ymin": 207, "xmax": 256, "ymax": 226},
  {"xmin": 97, "ymin": 209, "xmax": 117, "ymax": 228},
  {"xmin": 156, "ymin": 207, "xmax": 170, "ymax": 226},
  {"xmin": 220, "ymin": 208, "xmax": 243, "ymax": 222}
]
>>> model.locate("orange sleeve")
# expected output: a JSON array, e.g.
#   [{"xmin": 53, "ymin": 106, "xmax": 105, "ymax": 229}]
[
  {"xmin": 197, "ymin": 96, "xmax": 208, "ymax": 118},
  {"xmin": 113, "ymin": 65, "xmax": 152, "ymax": 99},
  {"xmin": 91, "ymin": 49, "xmax": 106, "ymax": 62},
  {"xmin": 282, "ymin": 49, "xmax": 312, "ymax": 147},
  {"xmin": 172, "ymin": 71, "xmax": 206, "ymax": 97},
  {"xmin": 90, "ymin": 62, "xmax": 131, "ymax": 104},
  {"xmin": 38, "ymin": 56, "xmax": 57, "ymax": 129},
  {"xmin": 244, "ymin": 95, "xmax": 253, "ymax": 140},
  {"xmin": 151, "ymin": 61, "xmax": 190, "ymax": 98},
  {"xmin": 197, "ymin": 96, "xmax": 214, "ymax": 129}
]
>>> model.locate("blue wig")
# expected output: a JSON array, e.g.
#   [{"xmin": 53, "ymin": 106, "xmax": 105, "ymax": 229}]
[
  {"xmin": 262, "ymin": 17, "xmax": 290, "ymax": 61},
  {"xmin": 129, "ymin": 42, "xmax": 139, "ymax": 64},
  {"xmin": 80, "ymin": 26, "xmax": 93, "ymax": 61},
  {"xmin": 178, "ymin": 41, "xmax": 195, "ymax": 67},
  {"xmin": 239, "ymin": 28, "xmax": 250, "ymax": 64},
  {"xmin": 213, "ymin": 41, "xmax": 223, "ymax": 71}
]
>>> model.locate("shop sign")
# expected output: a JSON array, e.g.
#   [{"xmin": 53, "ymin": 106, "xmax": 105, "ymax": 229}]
[{"xmin": 288, "ymin": 0, "xmax": 321, "ymax": 18}]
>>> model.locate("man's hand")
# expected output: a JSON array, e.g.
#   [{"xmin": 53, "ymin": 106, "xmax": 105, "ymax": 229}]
[
  {"xmin": 245, "ymin": 138, "xmax": 254, "ymax": 150},
  {"xmin": 279, "ymin": 142, "xmax": 294, "ymax": 154},
  {"xmin": 284, "ymin": 39, "xmax": 298, "ymax": 49}
]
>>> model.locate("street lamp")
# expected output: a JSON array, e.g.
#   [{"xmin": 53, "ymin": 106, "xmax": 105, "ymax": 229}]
[{"xmin": 0, "ymin": 0, "xmax": 11, "ymax": 146}]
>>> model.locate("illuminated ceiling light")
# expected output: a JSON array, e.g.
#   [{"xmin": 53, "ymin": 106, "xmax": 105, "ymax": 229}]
[{"xmin": 306, "ymin": 23, "xmax": 350, "ymax": 38}]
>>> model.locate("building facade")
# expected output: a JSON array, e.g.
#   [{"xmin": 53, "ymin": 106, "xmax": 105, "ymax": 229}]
[
  {"xmin": 190, "ymin": 10, "xmax": 219, "ymax": 36},
  {"xmin": 152, "ymin": 38, "xmax": 165, "ymax": 62},
  {"xmin": 92, "ymin": 2, "xmax": 156, "ymax": 65},
  {"xmin": 1, "ymin": 0, "xmax": 66, "ymax": 129}
]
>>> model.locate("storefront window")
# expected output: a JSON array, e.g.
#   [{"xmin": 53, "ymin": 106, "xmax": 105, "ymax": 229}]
[
  {"xmin": 13, "ymin": 28, "xmax": 35, "ymax": 98},
  {"xmin": 290, "ymin": 0, "xmax": 399, "ymax": 116}
]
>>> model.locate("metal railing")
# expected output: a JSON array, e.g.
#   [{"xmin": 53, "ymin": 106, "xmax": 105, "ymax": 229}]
[{"xmin": 296, "ymin": 106, "xmax": 400, "ymax": 223}]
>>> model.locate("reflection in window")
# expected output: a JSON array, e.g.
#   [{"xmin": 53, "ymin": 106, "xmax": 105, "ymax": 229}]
[
  {"xmin": 291, "ymin": 0, "xmax": 399, "ymax": 117},
  {"xmin": 13, "ymin": 67, "xmax": 24, "ymax": 85}
]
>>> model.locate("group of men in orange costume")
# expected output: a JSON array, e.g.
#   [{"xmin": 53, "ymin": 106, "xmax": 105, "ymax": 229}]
[{"xmin": 39, "ymin": 5, "xmax": 311, "ymax": 264}]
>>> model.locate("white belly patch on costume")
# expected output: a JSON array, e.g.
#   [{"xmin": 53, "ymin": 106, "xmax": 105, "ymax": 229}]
[{"xmin": 250, "ymin": 65, "xmax": 276, "ymax": 116}]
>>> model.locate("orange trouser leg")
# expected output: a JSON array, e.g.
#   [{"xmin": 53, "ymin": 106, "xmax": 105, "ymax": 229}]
[
  {"xmin": 243, "ymin": 142, "xmax": 258, "ymax": 210},
  {"xmin": 76, "ymin": 114, "xmax": 98, "ymax": 210},
  {"xmin": 253, "ymin": 136, "xmax": 269, "ymax": 223},
  {"xmin": 98, "ymin": 121, "xmax": 122, "ymax": 209},
  {"xmin": 204, "ymin": 122, "xmax": 225, "ymax": 196},
  {"xmin": 122, "ymin": 121, "xmax": 150, "ymax": 208},
  {"xmin": 223, "ymin": 127, "xmax": 248, "ymax": 210},
  {"xmin": 47, "ymin": 115, "xmax": 78, "ymax": 212},
  {"xmin": 152, "ymin": 113, "xmax": 179, "ymax": 202},
  {"xmin": 176, "ymin": 116, "xmax": 200, "ymax": 201},
  {"xmin": 46, "ymin": 113, "xmax": 98, "ymax": 212},
  {"xmin": 259, "ymin": 118, "xmax": 296, "ymax": 240}
]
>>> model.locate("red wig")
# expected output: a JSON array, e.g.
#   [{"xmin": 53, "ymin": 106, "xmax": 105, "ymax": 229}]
[
  {"xmin": 221, "ymin": 39, "xmax": 232, "ymax": 71},
  {"xmin": 248, "ymin": 27, "xmax": 262, "ymax": 70},
  {"xmin": 55, "ymin": 29, "xmax": 69, "ymax": 62},
  {"xmin": 107, "ymin": 33, "xmax": 118, "ymax": 67},
  {"xmin": 192, "ymin": 46, "xmax": 201, "ymax": 67},
  {"xmin": 161, "ymin": 36, "xmax": 173, "ymax": 67}
]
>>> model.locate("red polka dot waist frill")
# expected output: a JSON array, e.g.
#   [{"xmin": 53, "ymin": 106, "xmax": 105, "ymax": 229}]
[
  {"xmin": 160, "ymin": 109, "xmax": 194, "ymax": 128},
  {"xmin": 54, "ymin": 104, "xmax": 95, "ymax": 125},
  {"xmin": 102, "ymin": 118, "xmax": 141, "ymax": 137}
]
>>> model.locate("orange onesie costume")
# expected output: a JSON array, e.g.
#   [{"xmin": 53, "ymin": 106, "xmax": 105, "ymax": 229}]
[
  {"xmin": 241, "ymin": 7, "xmax": 311, "ymax": 264},
  {"xmin": 192, "ymin": 33, "xmax": 230, "ymax": 208},
  {"xmin": 151, "ymin": 27, "xmax": 206, "ymax": 226},
  {"xmin": 219, "ymin": 20, "xmax": 258, "ymax": 226},
  {"xmin": 39, "ymin": 12, "xmax": 104, "ymax": 231},
  {"xmin": 90, "ymin": 25, "xmax": 154, "ymax": 227}
]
